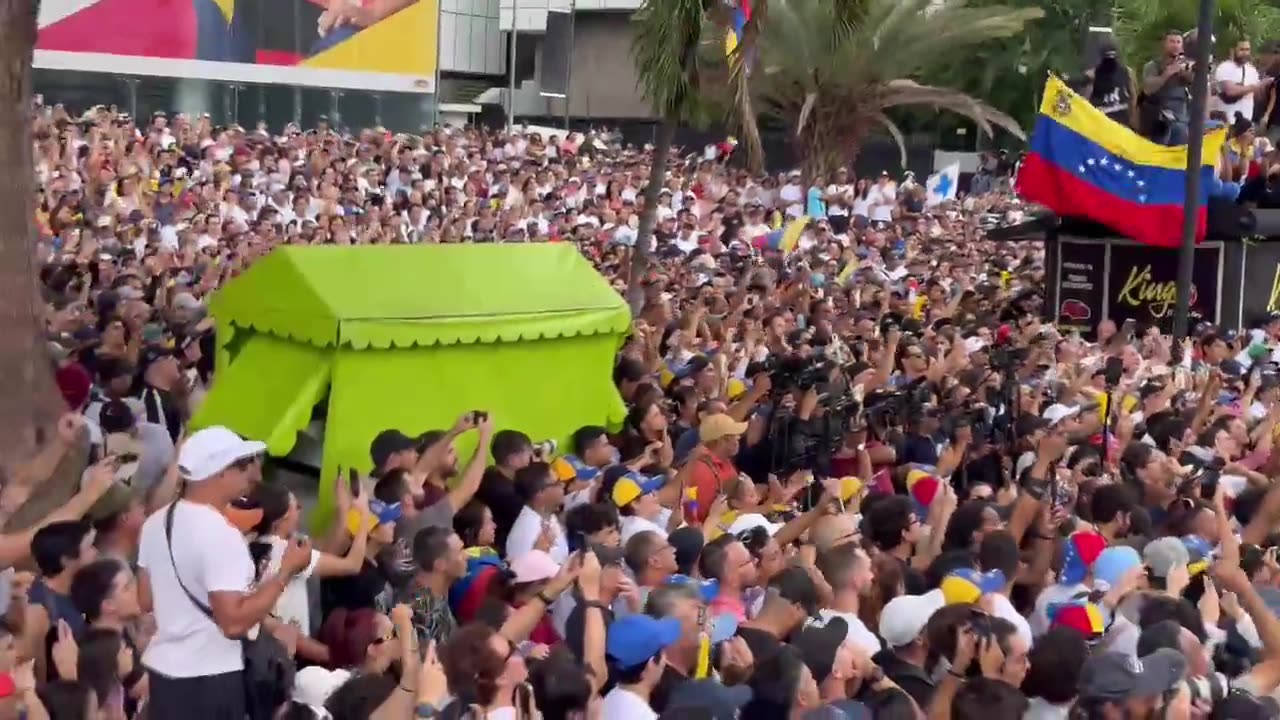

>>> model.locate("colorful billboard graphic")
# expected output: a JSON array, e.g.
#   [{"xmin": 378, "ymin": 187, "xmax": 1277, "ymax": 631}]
[{"xmin": 36, "ymin": 0, "xmax": 438, "ymax": 93}]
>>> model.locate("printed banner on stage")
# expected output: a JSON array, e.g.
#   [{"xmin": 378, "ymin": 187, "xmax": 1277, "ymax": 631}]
[
  {"xmin": 36, "ymin": 0, "xmax": 438, "ymax": 93},
  {"xmin": 1107, "ymin": 242, "xmax": 1220, "ymax": 333},
  {"xmin": 1055, "ymin": 239, "xmax": 1106, "ymax": 337}
]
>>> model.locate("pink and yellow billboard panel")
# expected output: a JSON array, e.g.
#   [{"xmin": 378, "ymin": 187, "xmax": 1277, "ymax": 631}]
[{"xmin": 36, "ymin": 0, "xmax": 438, "ymax": 93}]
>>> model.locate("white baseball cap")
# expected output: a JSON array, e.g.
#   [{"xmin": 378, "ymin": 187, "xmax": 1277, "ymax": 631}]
[
  {"xmin": 878, "ymin": 589, "xmax": 945, "ymax": 647},
  {"xmin": 726, "ymin": 513, "xmax": 783, "ymax": 538},
  {"xmin": 178, "ymin": 426, "xmax": 266, "ymax": 482},
  {"xmin": 1042, "ymin": 404, "xmax": 1081, "ymax": 426}
]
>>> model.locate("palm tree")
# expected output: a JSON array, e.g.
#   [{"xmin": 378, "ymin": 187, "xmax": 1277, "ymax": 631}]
[
  {"xmin": 0, "ymin": 0, "xmax": 60, "ymax": 471},
  {"xmin": 725, "ymin": 0, "xmax": 1044, "ymax": 180},
  {"xmin": 929, "ymin": 0, "xmax": 1114, "ymax": 133},
  {"xmin": 628, "ymin": 0, "xmax": 719, "ymax": 314}
]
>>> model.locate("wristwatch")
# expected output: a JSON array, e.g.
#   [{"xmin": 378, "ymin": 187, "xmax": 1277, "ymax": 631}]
[{"xmin": 415, "ymin": 703, "xmax": 440, "ymax": 718}]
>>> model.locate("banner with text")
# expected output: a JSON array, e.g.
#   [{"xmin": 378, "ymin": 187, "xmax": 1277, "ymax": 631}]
[
  {"xmin": 36, "ymin": 0, "xmax": 438, "ymax": 93},
  {"xmin": 1056, "ymin": 239, "xmax": 1107, "ymax": 337},
  {"xmin": 1107, "ymin": 242, "xmax": 1220, "ymax": 333}
]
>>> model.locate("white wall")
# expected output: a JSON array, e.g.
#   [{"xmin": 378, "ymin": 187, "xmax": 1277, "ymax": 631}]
[{"xmin": 440, "ymin": 0, "xmax": 506, "ymax": 75}]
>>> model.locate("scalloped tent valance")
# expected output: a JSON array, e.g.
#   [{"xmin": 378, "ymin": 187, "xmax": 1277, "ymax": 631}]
[{"xmin": 210, "ymin": 244, "xmax": 631, "ymax": 348}]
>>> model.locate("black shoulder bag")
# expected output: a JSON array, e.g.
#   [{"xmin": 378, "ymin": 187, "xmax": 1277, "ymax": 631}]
[{"xmin": 163, "ymin": 502, "xmax": 294, "ymax": 720}]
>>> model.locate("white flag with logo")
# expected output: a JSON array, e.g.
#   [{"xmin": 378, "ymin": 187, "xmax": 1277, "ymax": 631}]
[{"xmin": 925, "ymin": 162, "xmax": 960, "ymax": 207}]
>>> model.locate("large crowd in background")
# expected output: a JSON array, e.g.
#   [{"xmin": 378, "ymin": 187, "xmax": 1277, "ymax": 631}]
[{"xmin": 12, "ymin": 29, "xmax": 1280, "ymax": 720}]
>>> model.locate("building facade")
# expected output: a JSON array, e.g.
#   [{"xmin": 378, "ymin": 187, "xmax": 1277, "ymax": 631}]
[{"xmin": 34, "ymin": 0, "xmax": 655, "ymax": 131}]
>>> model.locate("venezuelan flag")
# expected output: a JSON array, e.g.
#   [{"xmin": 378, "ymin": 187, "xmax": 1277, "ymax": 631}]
[
  {"xmin": 752, "ymin": 215, "xmax": 808, "ymax": 253},
  {"xmin": 725, "ymin": 0, "xmax": 752, "ymax": 57},
  {"xmin": 1016, "ymin": 76, "xmax": 1226, "ymax": 249}
]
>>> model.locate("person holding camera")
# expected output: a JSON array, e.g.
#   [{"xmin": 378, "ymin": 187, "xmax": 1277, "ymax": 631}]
[{"xmin": 1141, "ymin": 30, "xmax": 1196, "ymax": 145}]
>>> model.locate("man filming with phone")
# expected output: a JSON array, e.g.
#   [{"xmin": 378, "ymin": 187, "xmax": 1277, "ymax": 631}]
[{"xmin": 1142, "ymin": 30, "xmax": 1195, "ymax": 145}]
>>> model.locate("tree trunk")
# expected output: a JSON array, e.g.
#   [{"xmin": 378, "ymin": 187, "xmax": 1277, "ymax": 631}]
[
  {"xmin": 626, "ymin": 119, "xmax": 676, "ymax": 316},
  {"xmin": 0, "ymin": 0, "xmax": 60, "ymax": 473}
]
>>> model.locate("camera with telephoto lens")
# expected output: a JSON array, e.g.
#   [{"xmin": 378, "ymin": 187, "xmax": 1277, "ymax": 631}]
[{"xmin": 532, "ymin": 439, "xmax": 558, "ymax": 461}]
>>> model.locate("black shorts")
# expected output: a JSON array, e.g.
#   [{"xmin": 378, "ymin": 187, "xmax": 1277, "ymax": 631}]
[
  {"xmin": 147, "ymin": 669, "xmax": 245, "ymax": 720},
  {"xmin": 828, "ymin": 214, "xmax": 850, "ymax": 234}
]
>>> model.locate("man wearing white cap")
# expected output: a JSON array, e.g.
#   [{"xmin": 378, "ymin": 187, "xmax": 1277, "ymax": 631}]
[{"xmin": 137, "ymin": 426, "xmax": 312, "ymax": 719}]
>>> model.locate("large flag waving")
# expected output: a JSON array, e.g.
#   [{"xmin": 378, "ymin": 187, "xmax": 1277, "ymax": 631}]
[{"xmin": 1015, "ymin": 76, "xmax": 1227, "ymax": 248}]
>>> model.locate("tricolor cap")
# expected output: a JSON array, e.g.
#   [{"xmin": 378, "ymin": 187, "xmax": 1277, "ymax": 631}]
[
  {"xmin": 1060, "ymin": 531, "xmax": 1107, "ymax": 585},
  {"xmin": 551, "ymin": 454, "xmax": 601, "ymax": 484},
  {"xmin": 1182, "ymin": 535, "xmax": 1213, "ymax": 576},
  {"xmin": 940, "ymin": 568, "xmax": 1006, "ymax": 605},
  {"xmin": 611, "ymin": 472, "xmax": 665, "ymax": 508},
  {"xmin": 905, "ymin": 469, "xmax": 940, "ymax": 516},
  {"xmin": 1049, "ymin": 600, "xmax": 1107, "ymax": 640}
]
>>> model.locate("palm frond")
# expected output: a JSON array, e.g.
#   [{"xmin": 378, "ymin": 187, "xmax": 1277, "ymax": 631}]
[
  {"xmin": 630, "ymin": 0, "xmax": 713, "ymax": 119},
  {"xmin": 880, "ymin": 80, "xmax": 1027, "ymax": 140},
  {"xmin": 874, "ymin": 112, "xmax": 909, "ymax": 168}
]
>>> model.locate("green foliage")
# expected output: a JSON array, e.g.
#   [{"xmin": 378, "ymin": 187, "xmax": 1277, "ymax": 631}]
[
  {"xmin": 631, "ymin": 0, "xmax": 717, "ymax": 123},
  {"xmin": 719, "ymin": 0, "xmax": 1042, "ymax": 177},
  {"xmin": 1114, "ymin": 0, "xmax": 1280, "ymax": 63}
]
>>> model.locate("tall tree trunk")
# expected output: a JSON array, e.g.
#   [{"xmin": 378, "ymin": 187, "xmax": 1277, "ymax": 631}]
[
  {"xmin": 0, "ymin": 0, "xmax": 59, "ymax": 473},
  {"xmin": 626, "ymin": 119, "xmax": 676, "ymax": 316}
]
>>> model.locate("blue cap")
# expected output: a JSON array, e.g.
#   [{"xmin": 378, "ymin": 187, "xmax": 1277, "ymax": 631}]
[
  {"xmin": 563, "ymin": 455, "xmax": 601, "ymax": 482},
  {"xmin": 1092, "ymin": 546, "xmax": 1142, "ymax": 590},
  {"xmin": 368, "ymin": 499, "xmax": 402, "ymax": 525},
  {"xmin": 606, "ymin": 615, "xmax": 683, "ymax": 669},
  {"xmin": 669, "ymin": 574, "xmax": 720, "ymax": 603}
]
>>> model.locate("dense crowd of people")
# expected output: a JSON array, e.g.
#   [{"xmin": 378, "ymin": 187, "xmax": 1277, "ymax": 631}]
[{"xmin": 11, "ymin": 83, "xmax": 1280, "ymax": 720}]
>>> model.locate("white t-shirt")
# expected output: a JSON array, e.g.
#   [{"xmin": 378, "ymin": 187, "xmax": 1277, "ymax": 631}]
[
  {"xmin": 264, "ymin": 536, "xmax": 321, "ymax": 636},
  {"xmin": 850, "ymin": 195, "xmax": 871, "ymax": 217},
  {"xmin": 601, "ymin": 686, "xmax": 658, "ymax": 720},
  {"xmin": 138, "ymin": 500, "xmax": 254, "ymax": 677},
  {"xmin": 1213, "ymin": 60, "xmax": 1260, "ymax": 121},
  {"xmin": 620, "ymin": 514, "xmax": 669, "ymax": 544},
  {"xmin": 779, "ymin": 183, "xmax": 804, "ymax": 218},
  {"xmin": 868, "ymin": 184, "xmax": 896, "ymax": 223},
  {"xmin": 505, "ymin": 506, "xmax": 569, "ymax": 563},
  {"xmin": 990, "ymin": 593, "xmax": 1033, "ymax": 648},
  {"xmin": 826, "ymin": 184, "xmax": 854, "ymax": 216},
  {"xmin": 810, "ymin": 609, "xmax": 882, "ymax": 656}
]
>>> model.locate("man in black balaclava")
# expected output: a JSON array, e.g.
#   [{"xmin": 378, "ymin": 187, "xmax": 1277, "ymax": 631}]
[{"xmin": 1086, "ymin": 41, "xmax": 1136, "ymax": 127}]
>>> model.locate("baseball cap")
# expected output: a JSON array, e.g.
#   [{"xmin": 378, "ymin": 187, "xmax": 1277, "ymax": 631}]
[
  {"xmin": 369, "ymin": 429, "xmax": 416, "ymax": 472},
  {"xmin": 1060, "ymin": 531, "xmax": 1107, "ymax": 585},
  {"xmin": 611, "ymin": 472, "xmax": 664, "ymax": 508},
  {"xmin": 879, "ymin": 589, "xmax": 946, "ymax": 647},
  {"xmin": 905, "ymin": 469, "xmax": 940, "ymax": 515},
  {"xmin": 1042, "ymin": 404, "xmax": 1081, "ymax": 426},
  {"xmin": 510, "ymin": 549, "xmax": 561, "ymax": 584},
  {"xmin": 770, "ymin": 565, "xmax": 821, "ymax": 618},
  {"xmin": 700, "ymin": 414, "xmax": 749, "ymax": 443},
  {"xmin": 293, "ymin": 667, "xmax": 351, "ymax": 714},
  {"xmin": 344, "ymin": 498, "xmax": 402, "ymax": 535},
  {"xmin": 793, "ymin": 617, "xmax": 849, "ymax": 682},
  {"xmin": 725, "ymin": 512, "xmax": 783, "ymax": 538},
  {"xmin": 1143, "ymin": 536, "xmax": 1190, "ymax": 579},
  {"xmin": 668, "ymin": 574, "xmax": 721, "ymax": 603},
  {"xmin": 664, "ymin": 680, "xmax": 752, "ymax": 720},
  {"xmin": 1078, "ymin": 649, "xmax": 1187, "ymax": 701},
  {"xmin": 98, "ymin": 399, "xmax": 137, "ymax": 435},
  {"xmin": 940, "ymin": 568, "xmax": 1006, "ymax": 605},
  {"xmin": 178, "ymin": 427, "xmax": 266, "ymax": 482},
  {"xmin": 1092, "ymin": 545, "xmax": 1142, "ymax": 590},
  {"xmin": 606, "ymin": 614, "xmax": 683, "ymax": 669},
  {"xmin": 1182, "ymin": 535, "xmax": 1212, "ymax": 576},
  {"xmin": 551, "ymin": 454, "xmax": 601, "ymax": 483},
  {"xmin": 668, "ymin": 527, "xmax": 705, "ymax": 576},
  {"xmin": 1049, "ymin": 600, "xmax": 1107, "ymax": 640}
]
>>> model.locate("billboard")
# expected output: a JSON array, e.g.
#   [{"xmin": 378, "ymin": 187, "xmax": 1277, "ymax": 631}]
[
  {"xmin": 35, "ymin": 0, "xmax": 438, "ymax": 93},
  {"xmin": 1107, "ymin": 242, "xmax": 1220, "ymax": 333}
]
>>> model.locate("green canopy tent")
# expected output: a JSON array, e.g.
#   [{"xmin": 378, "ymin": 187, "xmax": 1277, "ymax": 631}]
[{"xmin": 191, "ymin": 244, "xmax": 630, "ymax": 521}]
